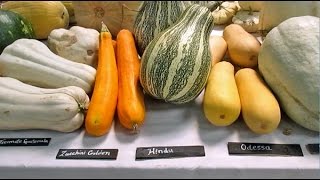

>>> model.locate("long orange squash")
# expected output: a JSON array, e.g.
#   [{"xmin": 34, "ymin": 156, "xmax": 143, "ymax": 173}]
[
  {"xmin": 116, "ymin": 29, "xmax": 145, "ymax": 132},
  {"xmin": 85, "ymin": 22, "xmax": 118, "ymax": 136}
]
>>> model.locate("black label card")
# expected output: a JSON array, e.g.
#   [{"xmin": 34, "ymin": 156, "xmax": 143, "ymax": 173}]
[
  {"xmin": 306, "ymin": 144, "xmax": 319, "ymax": 154},
  {"xmin": 0, "ymin": 138, "xmax": 51, "ymax": 146},
  {"xmin": 135, "ymin": 146, "xmax": 205, "ymax": 160},
  {"xmin": 228, "ymin": 142, "xmax": 303, "ymax": 156},
  {"xmin": 56, "ymin": 149, "xmax": 118, "ymax": 160}
]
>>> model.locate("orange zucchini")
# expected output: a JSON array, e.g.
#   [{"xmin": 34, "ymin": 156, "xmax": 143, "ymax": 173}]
[
  {"xmin": 85, "ymin": 22, "xmax": 118, "ymax": 136},
  {"xmin": 116, "ymin": 29, "xmax": 145, "ymax": 132}
]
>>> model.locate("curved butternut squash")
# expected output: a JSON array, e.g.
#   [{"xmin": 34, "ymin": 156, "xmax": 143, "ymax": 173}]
[
  {"xmin": 203, "ymin": 61, "xmax": 241, "ymax": 126},
  {"xmin": 223, "ymin": 24, "xmax": 260, "ymax": 68},
  {"xmin": 209, "ymin": 35, "xmax": 227, "ymax": 66},
  {"xmin": 235, "ymin": 68, "xmax": 281, "ymax": 134}
]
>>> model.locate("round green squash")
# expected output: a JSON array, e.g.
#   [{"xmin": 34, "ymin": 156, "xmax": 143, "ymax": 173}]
[{"xmin": 0, "ymin": 9, "xmax": 35, "ymax": 53}]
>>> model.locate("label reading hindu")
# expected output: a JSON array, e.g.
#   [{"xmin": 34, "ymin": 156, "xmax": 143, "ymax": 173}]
[{"xmin": 135, "ymin": 146, "xmax": 205, "ymax": 160}]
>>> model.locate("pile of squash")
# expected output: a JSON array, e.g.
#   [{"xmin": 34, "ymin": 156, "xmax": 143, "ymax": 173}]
[{"xmin": 0, "ymin": 1, "xmax": 319, "ymax": 137}]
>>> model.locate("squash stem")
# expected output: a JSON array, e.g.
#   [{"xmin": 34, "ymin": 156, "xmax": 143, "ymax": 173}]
[
  {"xmin": 101, "ymin": 21, "xmax": 110, "ymax": 33},
  {"xmin": 206, "ymin": 1, "xmax": 224, "ymax": 11},
  {"xmin": 131, "ymin": 123, "xmax": 140, "ymax": 134}
]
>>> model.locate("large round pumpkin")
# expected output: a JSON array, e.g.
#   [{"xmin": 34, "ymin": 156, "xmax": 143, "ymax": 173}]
[
  {"xmin": 258, "ymin": 16, "xmax": 319, "ymax": 132},
  {"xmin": 72, "ymin": 1, "xmax": 142, "ymax": 37}
]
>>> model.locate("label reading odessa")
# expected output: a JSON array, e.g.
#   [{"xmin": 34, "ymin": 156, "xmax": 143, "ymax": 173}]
[
  {"xmin": 306, "ymin": 144, "xmax": 319, "ymax": 154},
  {"xmin": 228, "ymin": 142, "xmax": 303, "ymax": 156},
  {"xmin": 56, "ymin": 149, "xmax": 118, "ymax": 160},
  {"xmin": 135, "ymin": 146, "xmax": 205, "ymax": 160},
  {"xmin": 0, "ymin": 138, "xmax": 51, "ymax": 146}
]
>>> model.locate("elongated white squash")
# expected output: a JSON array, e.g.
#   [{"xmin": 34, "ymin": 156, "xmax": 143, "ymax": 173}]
[
  {"xmin": 0, "ymin": 39, "xmax": 96, "ymax": 94},
  {"xmin": 0, "ymin": 77, "xmax": 89, "ymax": 132}
]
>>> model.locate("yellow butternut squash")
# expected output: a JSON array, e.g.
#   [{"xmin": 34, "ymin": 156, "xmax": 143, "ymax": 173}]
[
  {"xmin": 203, "ymin": 61, "xmax": 241, "ymax": 126},
  {"xmin": 209, "ymin": 35, "xmax": 227, "ymax": 66},
  {"xmin": 223, "ymin": 24, "xmax": 261, "ymax": 68},
  {"xmin": 235, "ymin": 68, "xmax": 281, "ymax": 134}
]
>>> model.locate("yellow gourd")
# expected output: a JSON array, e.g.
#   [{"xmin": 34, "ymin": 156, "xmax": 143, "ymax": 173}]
[
  {"xmin": 235, "ymin": 68, "xmax": 281, "ymax": 134},
  {"xmin": 2, "ymin": 1, "xmax": 69, "ymax": 39},
  {"xmin": 203, "ymin": 61, "xmax": 241, "ymax": 126}
]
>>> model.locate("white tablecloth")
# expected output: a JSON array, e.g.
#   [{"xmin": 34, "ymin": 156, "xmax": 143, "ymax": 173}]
[{"xmin": 0, "ymin": 91, "xmax": 319, "ymax": 179}]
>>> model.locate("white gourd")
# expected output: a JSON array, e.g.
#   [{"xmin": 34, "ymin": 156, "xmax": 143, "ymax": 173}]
[
  {"xmin": 258, "ymin": 16, "xmax": 320, "ymax": 132},
  {"xmin": 212, "ymin": 1, "xmax": 240, "ymax": 25},
  {"xmin": 47, "ymin": 26, "xmax": 100, "ymax": 68},
  {"xmin": 0, "ymin": 77, "xmax": 89, "ymax": 132},
  {"xmin": 0, "ymin": 39, "xmax": 96, "ymax": 94}
]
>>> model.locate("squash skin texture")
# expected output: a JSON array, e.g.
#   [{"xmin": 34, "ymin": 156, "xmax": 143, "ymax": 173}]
[
  {"xmin": 203, "ymin": 61, "xmax": 241, "ymax": 126},
  {"xmin": 0, "ymin": 39, "xmax": 96, "ymax": 94},
  {"xmin": 258, "ymin": 16, "xmax": 320, "ymax": 132},
  {"xmin": 235, "ymin": 68, "xmax": 281, "ymax": 134},
  {"xmin": 0, "ymin": 77, "xmax": 89, "ymax": 132}
]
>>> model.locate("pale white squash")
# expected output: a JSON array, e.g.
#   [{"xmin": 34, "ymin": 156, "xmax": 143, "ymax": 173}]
[
  {"xmin": 212, "ymin": 1, "xmax": 240, "ymax": 25},
  {"xmin": 258, "ymin": 16, "xmax": 320, "ymax": 132},
  {"xmin": 72, "ymin": 1, "xmax": 142, "ymax": 37},
  {"xmin": 47, "ymin": 26, "xmax": 100, "ymax": 67},
  {"xmin": 0, "ymin": 77, "xmax": 89, "ymax": 132},
  {"xmin": 0, "ymin": 39, "xmax": 96, "ymax": 94}
]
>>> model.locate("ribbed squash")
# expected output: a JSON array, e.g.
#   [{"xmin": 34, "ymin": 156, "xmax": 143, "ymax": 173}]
[
  {"xmin": 258, "ymin": 16, "xmax": 320, "ymax": 132},
  {"xmin": 2, "ymin": 1, "xmax": 69, "ymax": 39},
  {"xmin": 140, "ymin": 4, "xmax": 214, "ymax": 104},
  {"xmin": 133, "ymin": 1, "xmax": 191, "ymax": 56}
]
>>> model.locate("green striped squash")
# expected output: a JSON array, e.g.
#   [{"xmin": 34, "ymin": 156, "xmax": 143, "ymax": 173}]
[
  {"xmin": 0, "ymin": 10, "xmax": 35, "ymax": 53},
  {"xmin": 140, "ymin": 4, "xmax": 214, "ymax": 104},
  {"xmin": 133, "ymin": 1, "xmax": 192, "ymax": 56}
]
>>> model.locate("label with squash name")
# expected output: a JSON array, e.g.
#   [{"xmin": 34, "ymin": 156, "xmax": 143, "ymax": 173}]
[
  {"xmin": 228, "ymin": 142, "xmax": 303, "ymax": 156},
  {"xmin": 0, "ymin": 138, "xmax": 51, "ymax": 146},
  {"xmin": 56, "ymin": 149, "xmax": 118, "ymax": 160},
  {"xmin": 306, "ymin": 144, "xmax": 319, "ymax": 154},
  {"xmin": 135, "ymin": 145, "xmax": 205, "ymax": 160}
]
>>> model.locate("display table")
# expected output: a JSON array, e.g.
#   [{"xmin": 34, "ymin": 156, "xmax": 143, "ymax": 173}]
[{"xmin": 0, "ymin": 92, "xmax": 319, "ymax": 179}]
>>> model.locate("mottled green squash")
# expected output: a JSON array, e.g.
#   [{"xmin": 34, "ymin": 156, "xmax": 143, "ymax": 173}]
[
  {"xmin": 133, "ymin": 1, "xmax": 192, "ymax": 56},
  {"xmin": 140, "ymin": 4, "xmax": 214, "ymax": 104}
]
